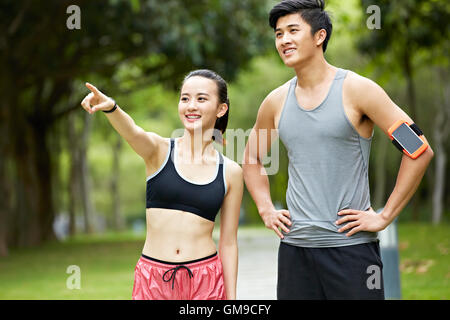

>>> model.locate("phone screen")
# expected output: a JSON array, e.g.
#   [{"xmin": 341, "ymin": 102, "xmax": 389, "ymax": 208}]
[{"xmin": 392, "ymin": 123, "xmax": 424, "ymax": 155}]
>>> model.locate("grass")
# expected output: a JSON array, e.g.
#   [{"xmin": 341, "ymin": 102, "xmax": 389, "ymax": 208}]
[
  {"xmin": 0, "ymin": 223, "xmax": 448, "ymax": 300},
  {"xmin": 397, "ymin": 223, "xmax": 449, "ymax": 300},
  {"xmin": 0, "ymin": 231, "xmax": 144, "ymax": 300}
]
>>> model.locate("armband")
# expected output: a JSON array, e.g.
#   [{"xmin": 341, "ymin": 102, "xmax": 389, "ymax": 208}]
[{"xmin": 387, "ymin": 120, "xmax": 428, "ymax": 159}]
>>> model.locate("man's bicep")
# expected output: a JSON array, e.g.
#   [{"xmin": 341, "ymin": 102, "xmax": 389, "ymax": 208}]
[
  {"xmin": 246, "ymin": 98, "xmax": 277, "ymax": 163},
  {"xmin": 360, "ymin": 78, "xmax": 433, "ymax": 159},
  {"xmin": 360, "ymin": 78, "xmax": 415, "ymax": 136}
]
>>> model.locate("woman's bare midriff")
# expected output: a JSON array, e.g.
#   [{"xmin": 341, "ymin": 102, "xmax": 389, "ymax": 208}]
[{"xmin": 142, "ymin": 208, "xmax": 217, "ymax": 262}]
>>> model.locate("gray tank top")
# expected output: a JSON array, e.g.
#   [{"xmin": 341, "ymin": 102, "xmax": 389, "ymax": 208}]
[{"xmin": 278, "ymin": 68, "xmax": 378, "ymax": 247}]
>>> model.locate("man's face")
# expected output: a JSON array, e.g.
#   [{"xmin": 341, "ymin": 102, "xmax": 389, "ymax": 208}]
[{"xmin": 274, "ymin": 13, "xmax": 317, "ymax": 67}]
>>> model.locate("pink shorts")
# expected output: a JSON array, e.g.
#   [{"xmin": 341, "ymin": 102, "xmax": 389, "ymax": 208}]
[{"xmin": 132, "ymin": 252, "xmax": 227, "ymax": 300}]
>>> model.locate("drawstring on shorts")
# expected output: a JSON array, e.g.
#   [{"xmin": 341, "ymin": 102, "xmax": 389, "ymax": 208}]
[{"xmin": 162, "ymin": 265, "xmax": 194, "ymax": 289}]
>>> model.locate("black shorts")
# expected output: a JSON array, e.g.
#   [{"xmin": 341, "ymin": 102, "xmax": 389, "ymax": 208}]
[{"xmin": 277, "ymin": 241, "xmax": 385, "ymax": 300}]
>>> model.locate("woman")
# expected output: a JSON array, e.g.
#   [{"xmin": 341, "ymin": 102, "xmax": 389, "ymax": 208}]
[{"xmin": 80, "ymin": 69, "xmax": 243, "ymax": 300}]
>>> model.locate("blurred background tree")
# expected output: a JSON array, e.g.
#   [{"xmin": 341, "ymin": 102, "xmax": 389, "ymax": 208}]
[
  {"xmin": 0, "ymin": 0, "xmax": 272, "ymax": 255},
  {"xmin": 0, "ymin": 0, "xmax": 448, "ymax": 257},
  {"xmin": 358, "ymin": 0, "xmax": 450, "ymax": 222}
]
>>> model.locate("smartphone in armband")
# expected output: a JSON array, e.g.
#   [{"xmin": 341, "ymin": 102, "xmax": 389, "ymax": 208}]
[{"xmin": 388, "ymin": 120, "xmax": 428, "ymax": 159}]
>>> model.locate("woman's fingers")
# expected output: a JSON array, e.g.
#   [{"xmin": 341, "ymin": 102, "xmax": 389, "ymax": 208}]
[
  {"xmin": 81, "ymin": 93, "xmax": 94, "ymax": 113},
  {"xmin": 85, "ymin": 82, "xmax": 101, "ymax": 96},
  {"xmin": 91, "ymin": 101, "xmax": 113, "ymax": 113},
  {"xmin": 81, "ymin": 83, "xmax": 114, "ymax": 113}
]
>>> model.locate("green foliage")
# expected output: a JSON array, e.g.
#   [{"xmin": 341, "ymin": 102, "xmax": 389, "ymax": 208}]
[
  {"xmin": 0, "ymin": 0, "xmax": 274, "ymax": 247},
  {"xmin": 97, "ymin": 0, "xmax": 273, "ymax": 89},
  {"xmin": 357, "ymin": 0, "xmax": 450, "ymax": 83},
  {"xmin": 352, "ymin": 0, "xmax": 450, "ymax": 221},
  {"xmin": 359, "ymin": 0, "xmax": 449, "ymax": 54},
  {"xmin": 0, "ymin": 0, "xmax": 272, "ymax": 88}
]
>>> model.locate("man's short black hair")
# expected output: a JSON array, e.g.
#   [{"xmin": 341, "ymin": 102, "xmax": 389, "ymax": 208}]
[{"xmin": 269, "ymin": 0, "xmax": 333, "ymax": 52}]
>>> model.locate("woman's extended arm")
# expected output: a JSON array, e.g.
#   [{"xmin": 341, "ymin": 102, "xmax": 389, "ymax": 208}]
[
  {"xmin": 81, "ymin": 82, "xmax": 162, "ymax": 160},
  {"xmin": 218, "ymin": 160, "xmax": 243, "ymax": 300}
]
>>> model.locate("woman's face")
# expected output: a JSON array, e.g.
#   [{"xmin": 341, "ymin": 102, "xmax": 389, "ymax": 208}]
[{"xmin": 179, "ymin": 76, "xmax": 226, "ymax": 134}]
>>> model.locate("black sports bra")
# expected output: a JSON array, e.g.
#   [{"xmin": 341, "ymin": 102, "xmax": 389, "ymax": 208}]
[{"xmin": 146, "ymin": 138, "xmax": 226, "ymax": 222}]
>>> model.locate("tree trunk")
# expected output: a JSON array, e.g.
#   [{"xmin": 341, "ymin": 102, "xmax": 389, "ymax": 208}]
[
  {"xmin": 67, "ymin": 112, "xmax": 79, "ymax": 237},
  {"xmin": 402, "ymin": 48, "xmax": 421, "ymax": 220},
  {"xmin": 403, "ymin": 49, "xmax": 417, "ymax": 122},
  {"xmin": 11, "ymin": 117, "xmax": 56, "ymax": 247},
  {"xmin": 32, "ymin": 124, "xmax": 57, "ymax": 243},
  {"xmin": 0, "ymin": 155, "xmax": 9, "ymax": 257},
  {"xmin": 0, "ymin": 106, "xmax": 11, "ymax": 256},
  {"xmin": 432, "ymin": 67, "xmax": 450, "ymax": 225},
  {"xmin": 50, "ymin": 117, "xmax": 63, "ymax": 238},
  {"xmin": 111, "ymin": 136, "xmax": 124, "ymax": 230},
  {"xmin": 79, "ymin": 112, "xmax": 94, "ymax": 233},
  {"xmin": 432, "ymin": 140, "xmax": 446, "ymax": 225},
  {"xmin": 12, "ymin": 117, "xmax": 40, "ymax": 247}
]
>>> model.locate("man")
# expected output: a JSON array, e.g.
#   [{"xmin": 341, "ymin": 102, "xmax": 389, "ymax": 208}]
[{"xmin": 242, "ymin": 0, "xmax": 433, "ymax": 299}]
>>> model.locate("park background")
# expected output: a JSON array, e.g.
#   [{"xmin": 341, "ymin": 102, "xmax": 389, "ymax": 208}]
[{"xmin": 0, "ymin": 0, "xmax": 448, "ymax": 299}]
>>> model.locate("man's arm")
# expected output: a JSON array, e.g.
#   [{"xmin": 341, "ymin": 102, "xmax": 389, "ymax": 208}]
[
  {"xmin": 336, "ymin": 73, "xmax": 434, "ymax": 236},
  {"xmin": 243, "ymin": 88, "xmax": 291, "ymax": 239}
]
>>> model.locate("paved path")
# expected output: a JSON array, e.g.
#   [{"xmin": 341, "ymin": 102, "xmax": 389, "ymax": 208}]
[{"xmin": 216, "ymin": 227, "xmax": 279, "ymax": 300}]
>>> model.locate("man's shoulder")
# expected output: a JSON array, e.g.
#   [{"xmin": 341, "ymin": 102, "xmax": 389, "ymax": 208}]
[
  {"xmin": 344, "ymin": 70, "xmax": 380, "ymax": 93},
  {"xmin": 268, "ymin": 78, "xmax": 293, "ymax": 100},
  {"xmin": 343, "ymin": 70, "xmax": 385, "ymax": 105},
  {"xmin": 261, "ymin": 78, "xmax": 293, "ymax": 111}
]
